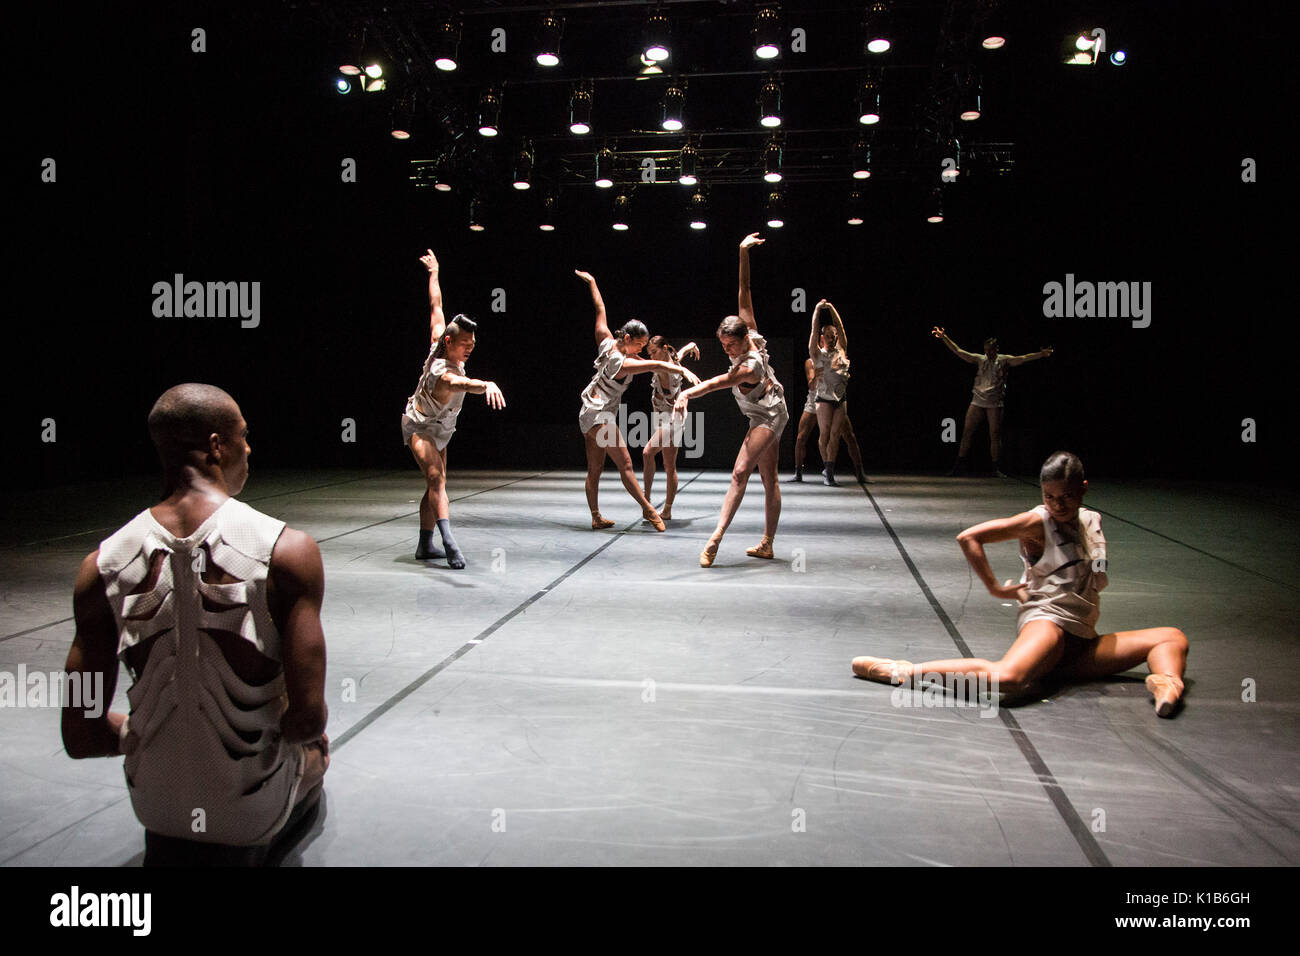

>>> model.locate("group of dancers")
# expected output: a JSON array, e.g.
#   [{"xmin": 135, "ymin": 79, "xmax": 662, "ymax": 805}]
[{"xmin": 398, "ymin": 235, "xmax": 1187, "ymax": 718}]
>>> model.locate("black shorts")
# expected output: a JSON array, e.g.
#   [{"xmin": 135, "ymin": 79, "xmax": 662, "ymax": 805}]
[{"xmin": 815, "ymin": 397, "xmax": 844, "ymax": 408}]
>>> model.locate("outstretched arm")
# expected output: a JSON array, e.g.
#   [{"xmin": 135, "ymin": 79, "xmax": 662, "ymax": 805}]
[
  {"xmin": 437, "ymin": 372, "xmax": 507, "ymax": 409},
  {"xmin": 62, "ymin": 552, "xmax": 127, "ymax": 759},
  {"xmin": 421, "ymin": 249, "xmax": 446, "ymax": 344},
  {"xmin": 621, "ymin": 358, "xmax": 701, "ymax": 386},
  {"xmin": 1007, "ymin": 347, "xmax": 1054, "ymax": 367},
  {"xmin": 823, "ymin": 301, "xmax": 848, "ymax": 351},
  {"xmin": 737, "ymin": 233, "xmax": 765, "ymax": 333},
  {"xmin": 955, "ymin": 511, "xmax": 1042, "ymax": 601},
  {"xmin": 674, "ymin": 364, "xmax": 756, "ymax": 413},
  {"xmin": 575, "ymin": 270, "xmax": 611, "ymax": 346},
  {"xmin": 931, "ymin": 327, "xmax": 979, "ymax": 364},
  {"xmin": 809, "ymin": 303, "xmax": 822, "ymax": 361}
]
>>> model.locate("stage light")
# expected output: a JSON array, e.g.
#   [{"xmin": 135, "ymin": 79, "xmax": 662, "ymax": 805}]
[
  {"xmin": 1110, "ymin": 50, "xmax": 1127, "ymax": 65},
  {"xmin": 959, "ymin": 74, "xmax": 981, "ymax": 121},
  {"xmin": 926, "ymin": 187, "xmax": 943, "ymax": 223},
  {"xmin": 643, "ymin": 10, "xmax": 671, "ymax": 63},
  {"xmin": 612, "ymin": 193, "xmax": 631, "ymax": 230},
  {"xmin": 361, "ymin": 76, "xmax": 386, "ymax": 93},
  {"xmin": 569, "ymin": 86, "xmax": 592, "ymax": 134},
  {"xmin": 433, "ymin": 20, "xmax": 461, "ymax": 71},
  {"xmin": 678, "ymin": 144, "xmax": 698, "ymax": 185},
  {"xmin": 754, "ymin": 6, "xmax": 781, "ymax": 60},
  {"xmin": 539, "ymin": 193, "xmax": 558, "ymax": 231},
  {"xmin": 763, "ymin": 138, "xmax": 783, "ymax": 183},
  {"xmin": 847, "ymin": 190, "xmax": 864, "ymax": 225},
  {"xmin": 852, "ymin": 139, "xmax": 871, "ymax": 179},
  {"xmin": 766, "ymin": 190, "xmax": 785, "ymax": 229},
  {"xmin": 689, "ymin": 189, "xmax": 707, "ymax": 230},
  {"xmin": 595, "ymin": 147, "xmax": 615, "ymax": 188},
  {"xmin": 1076, "ymin": 34, "xmax": 1095, "ymax": 51},
  {"xmin": 513, "ymin": 143, "xmax": 533, "ymax": 190},
  {"xmin": 536, "ymin": 14, "xmax": 563, "ymax": 67},
  {"xmin": 638, "ymin": 54, "xmax": 664, "ymax": 76},
  {"xmin": 335, "ymin": 77, "xmax": 351, "ymax": 94},
  {"xmin": 982, "ymin": 34, "xmax": 1006, "ymax": 49},
  {"xmin": 759, "ymin": 78, "xmax": 782, "ymax": 128},
  {"xmin": 662, "ymin": 85, "xmax": 685, "ymax": 131},
  {"xmin": 858, "ymin": 75, "xmax": 881, "ymax": 125},
  {"xmin": 390, "ymin": 99, "xmax": 413, "ymax": 139},
  {"xmin": 469, "ymin": 199, "xmax": 485, "ymax": 231},
  {"xmin": 478, "ymin": 89, "xmax": 501, "ymax": 136},
  {"xmin": 978, "ymin": 2, "xmax": 1007, "ymax": 49},
  {"xmin": 863, "ymin": 2, "xmax": 892, "ymax": 54}
]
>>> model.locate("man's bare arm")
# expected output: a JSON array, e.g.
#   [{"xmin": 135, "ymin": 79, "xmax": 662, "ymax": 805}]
[
  {"xmin": 62, "ymin": 551, "xmax": 126, "ymax": 759},
  {"xmin": 270, "ymin": 530, "xmax": 328, "ymax": 744}
]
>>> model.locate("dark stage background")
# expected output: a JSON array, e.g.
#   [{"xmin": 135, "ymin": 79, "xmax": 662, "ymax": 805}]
[{"xmin": 12, "ymin": 1, "xmax": 1291, "ymax": 490}]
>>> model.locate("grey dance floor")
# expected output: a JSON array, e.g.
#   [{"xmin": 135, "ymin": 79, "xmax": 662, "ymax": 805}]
[{"xmin": 2, "ymin": 469, "xmax": 1298, "ymax": 867}]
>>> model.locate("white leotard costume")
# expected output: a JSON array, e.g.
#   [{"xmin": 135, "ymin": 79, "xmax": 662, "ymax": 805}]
[
  {"xmin": 971, "ymin": 354, "xmax": 1010, "ymax": 409},
  {"xmin": 1017, "ymin": 504, "xmax": 1108, "ymax": 639},
  {"xmin": 731, "ymin": 332, "xmax": 788, "ymax": 435},
  {"xmin": 402, "ymin": 344, "xmax": 467, "ymax": 450},
  {"xmin": 813, "ymin": 346, "xmax": 850, "ymax": 402},
  {"xmin": 98, "ymin": 499, "xmax": 306, "ymax": 845},
  {"xmin": 803, "ymin": 363, "xmax": 822, "ymax": 416},
  {"xmin": 650, "ymin": 369, "xmax": 686, "ymax": 445},
  {"xmin": 579, "ymin": 336, "xmax": 631, "ymax": 434}
]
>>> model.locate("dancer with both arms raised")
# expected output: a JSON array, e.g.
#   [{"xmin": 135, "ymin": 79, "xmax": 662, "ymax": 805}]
[
  {"xmin": 809, "ymin": 300, "xmax": 866, "ymax": 485},
  {"xmin": 402, "ymin": 249, "xmax": 506, "ymax": 570},
  {"xmin": 575, "ymin": 270, "xmax": 699, "ymax": 532},
  {"xmin": 675, "ymin": 233, "xmax": 788, "ymax": 567},
  {"xmin": 851, "ymin": 451, "xmax": 1188, "ymax": 718}
]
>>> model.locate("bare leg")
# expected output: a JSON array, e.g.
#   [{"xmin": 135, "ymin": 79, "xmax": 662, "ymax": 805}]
[
  {"xmin": 409, "ymin": 434, "xmax": 450, "ymax": 524},
  {"xmin": 584, "ymin": 425, "xmax": 615, "ymax": 528},
  {"xmin": 662, "ymin": 441, "xmax": 680, "ymax": 519},
  {"xmin": 826, "ymin": 404, "xmax": 848, "ymax": 468},
  {"xmin": 840, "ymin": 404, "xmax": 865, "ymax": 480},
  {"xmin": 745, "ymin": 429, "xmax": 782, "ymax": 558},
  {"xmin": 815, "ymin": 402, "xmax": 835, "ymax": 464},
  {"xmin": 793, "ymin": 411, "xmax": 818, "ymax": 476},
  {"xmin": 642, "ymin": 432, "xmax": 662, "ymax": 502},
  {"xmin": 606, "ymin": 432, "xmax": 665, "ymax": 530},
  {"xmin": 1058, "ymin": 626, "xmax": 1189, "ymax": 716},
  {"xmin": 702, "ymin": 425, "xmax": 779, "ymax": 565},
  {"xmin": 986, "ymin": 405, "xmax": 1005, "ymax": 474},
  {"xmin": 957, "ymin": 403, "xmax": 984, "ymax": 458}
]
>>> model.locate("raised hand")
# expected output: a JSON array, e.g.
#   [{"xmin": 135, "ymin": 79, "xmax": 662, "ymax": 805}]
[
  {"xmin": 420, "ymin": 249, "xmax": 439, "ymax": 274},
  {"xmin": 483, "ymin": 382, "xmax": 506, "ymax": 410},
  {"xmin": 931, "ymin": 326, "xmax": 946, "ymax": 339},
  {"xmin": 574, "ymin": 269, "xmax": 596, "ymax": 285},
  {"xmin": 1040, "ymin": 346, "xmax": 1054, "ymax": 357},
  {"xmin": 683, "ymin": 343, "xmax": 701, "ymax": 362},
  {"xmin": 740, "ymin": 232, "xmax": 765, "ymax": 250},
  {"xmin": 815, "ymin": 299, "xmax": 829, "ymax": 312}
]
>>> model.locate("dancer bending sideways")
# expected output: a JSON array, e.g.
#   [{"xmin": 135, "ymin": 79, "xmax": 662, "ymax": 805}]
[
  {"xmin": 642, "ymin": 336, "xmax": 700, "ymax": 520},
  {"xmin": 576, "ymin": 270, "xmax": 699, "ymax": 531},
  {"xmin": 852, "ymin": 451, "xmax": 1188, "ymax": 717},
  {"xmin": 810, "ymin": 300, "xmax": 866, "ymax": 485},
  {"xmin": 402, "ymin": 248, "xmax": 506, "ymax": 569},
  {"xmin": 932, "ymin": 326, "xmax": 1052, "ymax": 477},
  {"xmin": 674, "ymin": 233, "xmax": 788, "ymax": 567}
]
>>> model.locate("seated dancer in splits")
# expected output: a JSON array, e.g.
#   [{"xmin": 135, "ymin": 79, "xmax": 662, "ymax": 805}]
[
  {"xmin": 402, "ymin": 248, "xmax": 506, "ymax": 569},
  {"xmin": 575, "ymin": 270, "xmax": 699, "ymax": 532},
  {"xmin": 810, "ymin": 300, "xmax": 866, "ymax": 485},
  {"xmin": 674, "ymin": 233, "xmax": 788, "ymax": 567},
  {"xmin": 932, "ymin": 326, "xmax": 1052, "ymax": 477},
  {"xmin": 852, "ymin": 451, "xmax": 1188, "ymax": 718},
  {"xmin": 642, "ymin": 336, "xmax": 701, "ymax": 520}
]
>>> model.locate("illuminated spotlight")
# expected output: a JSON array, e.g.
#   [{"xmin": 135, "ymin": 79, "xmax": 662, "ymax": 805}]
[
  {"xmin": 763, "ymin": 138, "xmax": 783, "ymax": 183},
  {"xmin": 753, "ymin": 6, "xmax": 782, "ymax": 61},
  {"xmin": 765, "ymin": 190, "xmax": 785, "ymax": 229},
  {"xmin": 979, "ymin": 3, "xmax": 1007, "ymax": 50},
  {"xmin": 643, "ymin": 9, "xmax": 671, "ymax": 63},
  {"xmin": 1110, "ymin": 50, "xmax": 1127, "ymax": 65},
  {"xmin": 689, "ymin": 189, "xmax": 708, "ymax": 229},
  {"xmin": 539, "ymin": 194, "xmax": 558, "ymax": 231},
  {"xmin": 941, "ymin": 139, "xmax": 961, "ymax": 181},
  {"xmin": 433, "ymin": 20, "xmax": 461, "ymax": 71},
  {"xmin": 361, "ymin": 76, "xmax": 386, "ymax": 93},
  {"xmin": 852, "ymin": 139, "xmax": 871, "ymax": 179},
  {"xmin": 1076, "ymin": 34, "xmax": 1095, "ymax": 51},
  {"xmin": 863, "ymin": 1, "xmax": 892, "ymax": 54},
  {"xmin": 662, "ymin": 85, "xmax": 685, "ymax": 131},
  {"xmin": 959, "ymin": 74, "xmax": 981, "ymax": 121},
  {"xmin": 569, "ymin": 86, "xmax": 592, "ymax": 134},
  {"xmin": 390, "ymin": 93, "xmax": 415, "ymax": 139},
  {"xmin": 678, "ymin": 143, "xmax": 698, "ymax": 185},
  {"xmin": 469, "ymin": 199, "xmax": 485, "ymax": 232},
  {"xmin": 858, "ymin": 75, "xmax": 881, "ymax": 125},
  {"xmin": 926, "ymin": 187, "xmax": 943, "ymax": 223},
  {"xmin": 847, "ymin": 190, "xmax": 865, "ymax": 225},
  {"xmin": 594, "ymin": 147, "xmax": 615, "ymax": 188},
  {"xmin": 638, "ymin": 54, "xmax": 664, "ymax": 76},
  {"xmin": 434, "ymin": 166, "xmax": 452, "ymax": 192},
  {"xmin": 478, "ymin": 89, "xmax": 501, "ymax": 137},
  {"xmin": 536, "ymin": 14, "xmax": 564, "ymax": 67},
  {"xmin": 612, "ymin": 193, "xmax": 631, "ymax": 230},
  {"xmin": 513, "ymin": 143, "xmax": 534, "ymax": 190},
  {"xmin": 335, "ymin": 77, "xmax": 352, "ymax": 94},
  {"xmin": 759, "ymin": 78, "xmax": 782, "ymax": 128}
]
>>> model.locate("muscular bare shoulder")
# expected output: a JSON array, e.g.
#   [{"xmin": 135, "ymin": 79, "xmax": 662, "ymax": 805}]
[{"xmin": 269, "ymin": 528, "xmax": 324, "ymax": 605}]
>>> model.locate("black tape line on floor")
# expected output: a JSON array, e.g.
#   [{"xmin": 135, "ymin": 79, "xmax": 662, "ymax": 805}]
[
  {"xmin": 329, "ymin": 471, "xmax": 706, "ymax": 753},
  {"xmin": 857, "ymin": 480, "xmax": 1113, "ymax": 868}
]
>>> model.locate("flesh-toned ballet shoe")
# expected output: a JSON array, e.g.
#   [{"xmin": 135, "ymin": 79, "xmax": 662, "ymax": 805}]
[
  {"xmin": 591, "ymin": 513, "xmax": 616, "ymax": 530},
  {"xmin": 851, "ymin": 655, "xmax": 914, "ymax": 685},
  {"xmin": 699, "ymin": 540, "xmax": 720, "ymax": 568},
  {"xmin": 1145, "ymin": 673, "xmax": 1184, "ymax": 718},
  {"xmin": 642, "ymin": 508, "xmax": 666, "ymax": 532},
  {"xmin": 659, "ymin": 506, "xmax": 672, "ymax": 521},
  {"xmin": 745, "ymin": 536, "xmax": 774, "ymax": 559}
]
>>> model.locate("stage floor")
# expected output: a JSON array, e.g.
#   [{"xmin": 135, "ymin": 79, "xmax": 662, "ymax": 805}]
[{"xmin": 2, "ymin": 469, "xmax": 1297, "ymax": 866}]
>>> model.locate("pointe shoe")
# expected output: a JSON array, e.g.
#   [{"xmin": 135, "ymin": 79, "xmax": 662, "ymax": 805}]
[
  {"xmin": 851, "ymin": 655, "xmax": 914, "ymax": 685},
  {"xmin": 700, "ymin": 540, "xmax": 720, "ymax": 567},
  {"xmin": 1145, "ymin": 674, "xmax": 1184, "ymax": 718},
  {"xmin": 745, "ymin": 536, "xmax": 774, "ymax": 559},
  {"xmin": 591, "ymin": 513, "xmax": 615, "ymax": 530},
  {"xmin": 642, "ymin": 508, "xmax": 666, "ymax": 532}
]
